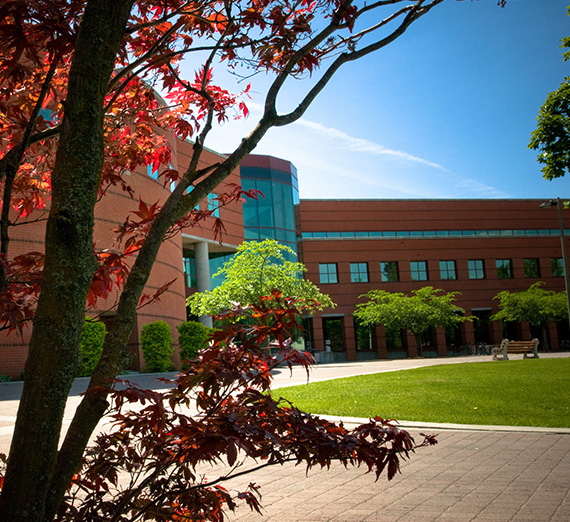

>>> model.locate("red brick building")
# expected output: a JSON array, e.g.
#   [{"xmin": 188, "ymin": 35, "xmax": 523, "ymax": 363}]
[
  {"xmin": 0, "ymin": 139, "xmax": 244, "ymax": 379},
  {"xmin": 2, "ymin": 144, "xmax": 569, "ymax": 378},
  {"xmin": 297, "ymin": 199, "xmax": 570, "ymax": 361}
]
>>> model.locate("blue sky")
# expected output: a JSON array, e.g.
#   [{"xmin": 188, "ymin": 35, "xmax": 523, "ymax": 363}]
[{"xmin": 193, "ymin": 0, "xmax": 569, "ymax": 200}]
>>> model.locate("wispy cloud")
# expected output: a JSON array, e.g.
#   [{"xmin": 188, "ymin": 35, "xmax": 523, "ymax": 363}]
[
  {"xmin": 294, "ymin": 119, "xmax": 450, "ymax": 172},
  {"xmin": 454, "ymin": 178, "xmax": 512, "ymax": 199}
]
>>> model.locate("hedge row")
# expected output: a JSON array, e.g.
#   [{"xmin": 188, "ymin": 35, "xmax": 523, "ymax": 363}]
[{"xmin": 79, "ymin": 319, "xmax": 213, "ymax": 376}]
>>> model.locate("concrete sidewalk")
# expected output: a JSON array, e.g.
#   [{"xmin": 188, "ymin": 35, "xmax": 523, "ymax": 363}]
[{"xmin": 1, "ymin": 354, "xmax": 569, "ymax": 521}]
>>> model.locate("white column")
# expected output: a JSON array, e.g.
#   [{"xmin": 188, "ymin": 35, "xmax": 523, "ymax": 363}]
[{"xmin": 194, "ymin": 241, "xmax": 213, "ymax": 328}]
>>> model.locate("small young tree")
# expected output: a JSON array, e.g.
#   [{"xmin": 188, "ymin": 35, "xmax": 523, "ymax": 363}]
[
  {"xmin": 187, "ymin": 239, "xmax": 334, "ymax": 319},
  {"xmin": 491, "ymin": 282, "xmax": 568, "ymax": 349},
  {"xmin": 355, "ymin": 286, "xmax": 470, "ymax": 356}
]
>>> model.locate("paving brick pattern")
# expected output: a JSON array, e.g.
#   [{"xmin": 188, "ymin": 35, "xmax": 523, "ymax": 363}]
[
  {"xmin": 225, "ymin": 430, "xmax": 570, "ymax": 522},
  {"xmin": 1, "ymin": 355, "xmax": 569, "ymax": 521}
]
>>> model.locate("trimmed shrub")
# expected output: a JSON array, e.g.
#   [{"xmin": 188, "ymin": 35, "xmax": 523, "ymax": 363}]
[
  {"xmin": 79, "ymin": 318, "xmax": 107, "ymax": 377},
  {"xmin": 141, "ymin": 321, "xmax": 173, "ymax": 373},
  {"xmin": 177, "ymin": 321, "xmax": 212, "ymax": 368}
]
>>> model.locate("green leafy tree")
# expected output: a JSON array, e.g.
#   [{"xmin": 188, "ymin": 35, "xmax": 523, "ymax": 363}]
[
  {"xmin": 187, "ymin": 240, "xmax": 334, "ymax": 318},
  {"xmin": 529, "ymin": 10, "xmax": 570, "ymax": 180},
  {"xmin": 491, "ymin": 282, "xmax": 568, "ymax": 349},
  {"xmin": 354, "ymin": 286, "xmax": 470, "ymax": 356}
]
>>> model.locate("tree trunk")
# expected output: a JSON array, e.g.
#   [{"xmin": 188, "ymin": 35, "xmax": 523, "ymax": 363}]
[{"xmin": 0, "ymin": 2, "xmax": 134, "ymax": 521}]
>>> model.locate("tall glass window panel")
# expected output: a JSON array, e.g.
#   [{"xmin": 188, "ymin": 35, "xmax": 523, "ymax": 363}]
[
  {"xmin": 523, "ymin": 258, "xmax": 540, "ymax": 278},
  {"xmin": 410, "ymin": 261, "xmax": 428, "ymax": 281},
  {"xmin": 551, "ymin": 258, "xmax": 565, "ymax": 277},
  {"xmin": 319, "ymin": 263, "xmax": 338, "ymax": 284},
  {"xmin": 182, "ymin": 253, "xmax": 195, "ymax": 288},
  {"xmin": 350, "ymin": 262, "xmax": 368, "ymax": 283},
  {"xmin": 439, "ymin": 260, "xmax": 457, "ymax": 280},
  {"xmin": 468, "ymin": 259, "xmax": 485, "ymax": 280},
  {"xmin": 381, "ymin": 261, "xmax": 399, "ymax": 282},
  {"xmin": 496, "ymin": 259, "xmax": 512, "ymax": 279}
]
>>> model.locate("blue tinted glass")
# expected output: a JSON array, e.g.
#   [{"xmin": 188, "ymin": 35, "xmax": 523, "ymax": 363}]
[{"xmin": 244, "ymin": 228, "xmax": 260, "ymax": 240}]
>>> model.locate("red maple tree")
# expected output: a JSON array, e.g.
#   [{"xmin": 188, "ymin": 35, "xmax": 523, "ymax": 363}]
[{"xmin": 0, "ymin": 1, "xmax": 451, "ymax": 520}]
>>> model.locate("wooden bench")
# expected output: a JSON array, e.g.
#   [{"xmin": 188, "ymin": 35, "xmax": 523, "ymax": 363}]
[{"xmin": 491, "ymin": 338, "xmax": 539, "ymax": 361}]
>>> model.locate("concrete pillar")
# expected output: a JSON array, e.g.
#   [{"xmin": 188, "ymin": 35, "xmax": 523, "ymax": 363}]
[{"xmin": 194, "ymin": 241, "xmax": 213, "ymax": 328}]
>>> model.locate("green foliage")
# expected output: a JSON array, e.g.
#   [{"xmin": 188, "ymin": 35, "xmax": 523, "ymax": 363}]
[
  {"xmin": 187, "ymin": 239, "xmax": 335, "ymax": 317},
  {"xmin": 354, "ymin": 286, "xmax": 470, "ymax": 351},
  {"xmin": 176, "ymin": 321, "xmax": 213, "ymax": 368},
  {"xmin": 79, "ymin": 318, "xmax": 107, "ymax": 377},
  {"xmin": 529, "ymin": 78, "xmax": 570, "ymax": 180},
  {"xmin": 276, "ymin": 358, "xmax": 570, "ymax": 428},
  {"xmin": 491, "ymin": 282, "xmax": 568, "ymax": 328},
  {"xmin": 529, "ymin": 17, "xmax": 570, "ymax": 180},
  {"xmin": 140, "ymin": 321, "xmax": 173, "ymax": 373},
  {"xmin": 0, "ymin": 374, "xmax": 11, "ymax": 383}
]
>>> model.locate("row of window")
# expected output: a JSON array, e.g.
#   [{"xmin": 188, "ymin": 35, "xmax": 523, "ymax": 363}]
[
  {"xmin": 318, "ymin": 257, "xmax": 565, "ymax": 284},
  {"xmin": 303, "ymin": 229, "xmax": 568, "ymax": 240}
]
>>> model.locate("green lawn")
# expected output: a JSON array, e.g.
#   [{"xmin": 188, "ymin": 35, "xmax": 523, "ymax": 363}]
[{"xmin": 273, "ymin": 358, "xmax": 570, "ymax": 427}]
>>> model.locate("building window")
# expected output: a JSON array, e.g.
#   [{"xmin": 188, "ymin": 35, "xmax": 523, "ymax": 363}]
[
  {"xmin": 439, "ymin": 260, "xmax": 457, "ymax": 280},
  {"xmin": 551, "ymin": 258, "xmax": 565, "ymax": 277},
  {"xmin": 350, "ymin": 262, "xmax": 368, "ymax": 283},
  {"xmin": 523, "ymin": 258, "xmax": 540, "ymax": 278},
  {"xmin": 182, "ymin": 253, "xmax": 195, "ymax": 288},
  {"xmin": 410, "ymin": 261, "xmax": 428, "ymax": 281},
  {"xmin": 147, "ymin": 163, "xmax": 159, "ymax": 179},
  {"xmin": 496, "ymin": 259, "xmax": 512, "ymax": 279},
  {"xmin": 468, "ymin": 259, "xmax": 485, "ymax": 280},
  {"xmin": 380, "ymin": 261, "xmax": 399, "ymax": 282},
  {"xmin": 319, "ymin": 263, "xmax": 338, "ymax": 284},
  {"xmin": 208, "ymin": 193, "xmax": 220, "ymax": 218}
]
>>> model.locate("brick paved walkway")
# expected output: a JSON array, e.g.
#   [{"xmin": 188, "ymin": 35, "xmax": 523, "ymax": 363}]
[
  {"xmin": 225, "ymin": 429, "xmax": 570, "ymax": 521},
  {"xmin": 1, "ymin": 354, "xmax": 569, "ymax": 521}
]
